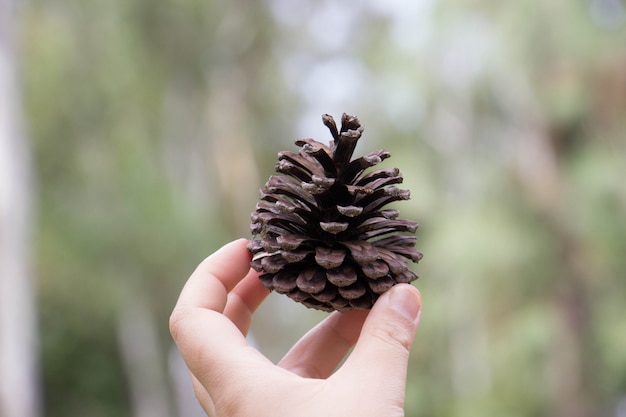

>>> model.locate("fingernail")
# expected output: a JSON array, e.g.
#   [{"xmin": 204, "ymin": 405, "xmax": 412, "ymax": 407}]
[{"xmin": 389, "ymin": 285, "xmax": 421, "ymax": 321}]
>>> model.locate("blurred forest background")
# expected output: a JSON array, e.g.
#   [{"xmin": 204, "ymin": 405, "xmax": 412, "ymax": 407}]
[{"xmin": 1, "ymin": 0, "xmax": 625, "ymax": 416}]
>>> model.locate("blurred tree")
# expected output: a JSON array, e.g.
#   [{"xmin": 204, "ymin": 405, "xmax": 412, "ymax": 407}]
[
  {"xmin": 0, "ymin": 2, "xmax": 40, "ymax": 417},
  {"xmin": 19, "ymin": 0, "xmax": 293, "ymax": 415},
  {"xmin": 408, "ymin": 2, "xmax": 626, "ymax": 416}
]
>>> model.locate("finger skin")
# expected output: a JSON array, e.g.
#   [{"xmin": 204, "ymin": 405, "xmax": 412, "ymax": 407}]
[
  {"xmin": 169, "ymin": 239, "xmax": 272, "ymax": 394},
  {"xmin": 278, "ymin": 309, "xmax": 369, "ymax": 378},
  {"xmin": 224, "ymin": 267, "xmax": 270, "ymax": 335},
  {"xmin": 174, "ymin": 238, "xmax": 253, "ymax": 313},
  {"xmin": 191, "ymin": 373, "xmax": 216, "ymax": 416},
  {"xmin": 335, "ymin": 284, "xmax": 422, "ymax": 410}
]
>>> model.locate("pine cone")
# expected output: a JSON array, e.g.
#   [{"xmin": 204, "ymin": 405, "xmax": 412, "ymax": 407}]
[{"xmin": 248, "ymin": 113, "xmax": 422, "ymax": 312}]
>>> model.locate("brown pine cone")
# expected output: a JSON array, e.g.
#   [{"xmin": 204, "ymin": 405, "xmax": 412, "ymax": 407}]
[{"xmin": 248, "ymin": 113, "xmax": 422, "ymax": 312}]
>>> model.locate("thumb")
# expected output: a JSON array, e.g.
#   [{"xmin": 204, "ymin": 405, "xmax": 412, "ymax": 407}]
[{"xmin": 338, "ymin": 284, "xmax": 421, "ymax": 399}]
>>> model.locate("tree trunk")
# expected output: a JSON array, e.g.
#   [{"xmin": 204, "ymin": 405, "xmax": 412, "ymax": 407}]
[
  {"xmin": 0, "ymin": 3, "xmax": 41, "ymax": 417},
  {"xmin": 117, "ymin": 298, "xmax": 172, "ymax": 417}
]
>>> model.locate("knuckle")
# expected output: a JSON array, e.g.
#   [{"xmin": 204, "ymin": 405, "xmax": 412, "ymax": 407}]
[
  {"xmin": 370, "ymin": 319, "xmax": 414, "ymax": 354},
  {"xmin": 168, "ymin": 307, "xmax": 190, "ymax": 341}
]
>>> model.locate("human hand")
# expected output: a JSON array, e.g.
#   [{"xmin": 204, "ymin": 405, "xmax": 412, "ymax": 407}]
[{"xmin": 169, "ymin": 239, "xmax": 422, "ymax": 417}]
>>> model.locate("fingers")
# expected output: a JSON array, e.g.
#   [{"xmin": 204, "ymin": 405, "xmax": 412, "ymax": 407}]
[
  {"xmin": 170, "ymin": 239, "xmax": 272, "ymax": 393},
  {"xmin": 224, "ymin": 268, "xmax": 270, "ymax": 335},
  {"xmin": 278, "ymin": 309, "xmax": 369, "ymax": 378},
  {"xmin": 172, "ymin": 237, "xmax": 269, "ymax": 336},
  {"xmin": 336, "ymin": 284, "xmax": 421, "ymax": 401},
  {"xmin": 174, "ymin": 238, "xmax": 253, "ymax": 313},
  {"xmin": 190, "ymin": 373, "xmax": 217, "ymax": 416}
]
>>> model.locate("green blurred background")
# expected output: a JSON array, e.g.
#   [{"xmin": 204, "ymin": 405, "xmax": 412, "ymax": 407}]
[{"xmin": 1, "ymin": 0, "xmax": 625, "ymax": 416}]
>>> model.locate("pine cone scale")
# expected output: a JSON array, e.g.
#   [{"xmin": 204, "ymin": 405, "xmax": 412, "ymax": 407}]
[
  {"xmin": 338, "ymin": 282, "xmax": 367, "ymax": 300},
  {"xmin": 340, "ymin": 240, "xmax": 378, "ymax": 262},
  {"xmin": 326, "ymin": 264, "xmax": 358, "ymax": 287},
  {"xmin": 270, "ymin": 271, "xmax": 297, "ymax": 293},
  {"xmin": 296, "ymin": 268, "xmax": 326, "ymax": 294},
  {"xmin": 314, "ymin": 247, "xmax": 346, "ymax": 269}
]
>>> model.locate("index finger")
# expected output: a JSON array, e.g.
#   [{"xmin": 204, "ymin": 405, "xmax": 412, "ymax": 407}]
[
  {"xmin": 175, "ymin": 238, "xmax": 253, "ymax": 313},
  {"xmin": 169, "ymin": 239, "xmax": 274, "ymax": 398}
]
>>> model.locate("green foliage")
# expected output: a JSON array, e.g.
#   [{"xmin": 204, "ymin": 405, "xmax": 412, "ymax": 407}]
[{"xmin": 17, "ymin": 0, "xmax": 626, "ymax": 415}]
